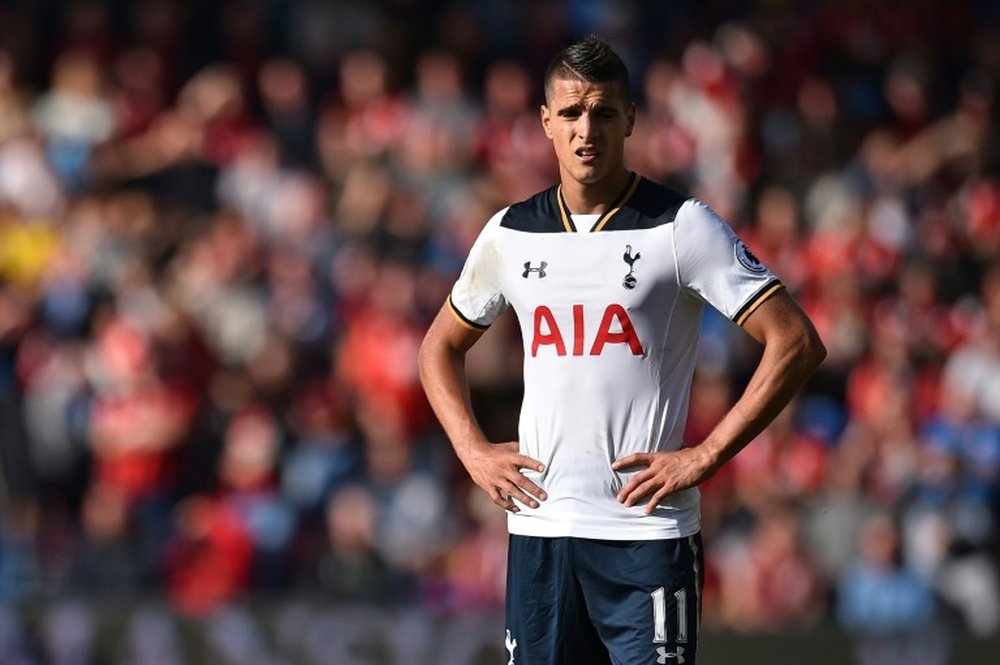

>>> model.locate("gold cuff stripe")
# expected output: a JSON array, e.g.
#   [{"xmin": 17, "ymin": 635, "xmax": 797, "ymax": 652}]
[
  {"xmin": 447, "ymin": 295, "xmax": 489, "ymax": 331},
  {"xmin": 735, "ymin": 281, "xmax": 784, "ymax": 326}
]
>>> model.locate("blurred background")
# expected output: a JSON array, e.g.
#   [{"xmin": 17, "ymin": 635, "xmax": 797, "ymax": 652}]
[{"xmin": 0, "ymin": 0, "xmax": 999, "ymax": 663}]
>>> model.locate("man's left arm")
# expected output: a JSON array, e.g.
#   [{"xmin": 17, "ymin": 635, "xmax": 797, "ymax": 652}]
[{"xmin": 613, "ymin": 289, "xmax": 826, "ymax": 514}]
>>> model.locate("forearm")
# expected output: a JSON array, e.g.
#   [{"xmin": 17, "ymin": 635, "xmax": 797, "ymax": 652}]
[
  {"xmin": 703, "ymin": 343, "xmax": 821, "ymax": 466},
  {"xmin": 420, "ymin": 311, "xmax": 547, "ymax": 511},
  {"xmin": 695, "ymin": 303, "xmax": 826, "ymax": 474},
  {"xmin": 418, "ymin": 328, "xmax": 490, "ymax": 465}
]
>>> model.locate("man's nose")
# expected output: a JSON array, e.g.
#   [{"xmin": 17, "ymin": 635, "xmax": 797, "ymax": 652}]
[{"xmin": 577, "ymin": 112, "xmax": 597, "ymax": 139}]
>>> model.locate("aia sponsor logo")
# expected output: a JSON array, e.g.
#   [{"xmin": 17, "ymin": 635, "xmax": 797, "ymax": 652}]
[{"xmin": 531, "ymin": 303, "xmax": 644, "ymax": 357}]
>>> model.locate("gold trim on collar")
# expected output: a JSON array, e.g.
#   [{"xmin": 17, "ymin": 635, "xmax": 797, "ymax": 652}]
[
  {"xmin": 556, "ymin": 172, "xmax": 641, "ymax": 233},
  {"xmin": 556, "ymin": 185, "xmax": 576, "ymax": 232},
  {"xmin": 592, "ymin": 173, "xmax": 641, "ymax": 232}
]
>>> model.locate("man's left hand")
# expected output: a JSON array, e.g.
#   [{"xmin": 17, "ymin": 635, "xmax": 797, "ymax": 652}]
[{"xmin": 612, "ymin": 447, "xmax": 716, "ymax": 515}]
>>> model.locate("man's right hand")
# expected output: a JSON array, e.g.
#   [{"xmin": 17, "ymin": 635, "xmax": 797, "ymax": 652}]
[
  {"xmin": 462, "ymin": 441, "xmax": 547, "ymax": 513},
  {"xmin": 419, "ymin": 304, "xmax": 547, "ymax": 513}
]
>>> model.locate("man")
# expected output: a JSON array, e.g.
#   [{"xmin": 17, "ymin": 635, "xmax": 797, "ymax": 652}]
[{"xmin": 419, "ymin": 35, "xmax": 826, "ymax": 664}]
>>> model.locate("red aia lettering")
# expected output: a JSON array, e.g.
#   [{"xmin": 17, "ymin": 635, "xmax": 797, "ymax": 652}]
[
  {"xmin": 531, "ymin": 305, "xmax": 566, "ymax": 356},
  {"xmin": 531, "ymin": 304, "xmax": 644, "ymax": 357},
  {"xmin": 590, "ymin": 303, "xmax": 645, "ymax": 356},
  {"xmin": 572, "ymin": 304, "xmax": 585, "ymax": 356}
]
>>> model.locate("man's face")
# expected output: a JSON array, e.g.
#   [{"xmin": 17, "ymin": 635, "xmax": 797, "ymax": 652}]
[{"xmin": 541, "ymin": 77, "xmax": 635, "ymax": 187}]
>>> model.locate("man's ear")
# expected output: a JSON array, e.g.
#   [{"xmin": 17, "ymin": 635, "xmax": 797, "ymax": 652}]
[
  {"xmin": 625, "ymin": 102, "xmax": 636, "ymax": 138},
  {"xmin": 540, "ymin": 104, "xmax": 553, "ymax": 139}
]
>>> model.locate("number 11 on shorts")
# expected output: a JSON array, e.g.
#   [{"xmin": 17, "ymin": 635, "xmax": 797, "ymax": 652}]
[{"xmin": 651, "ymin": 587, "xmax": 687, "ymax": 644}]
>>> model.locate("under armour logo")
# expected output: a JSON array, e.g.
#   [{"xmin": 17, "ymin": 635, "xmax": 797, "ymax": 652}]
[
  {"xmin": 505, "ymin": 630, "xmax": 517, "ymax": 665},
  {"xmin": 523, "ymin": 261, "xmax": 547, "ymax": 278},
  {"xmin": 622, "ymin": 245, "xmax": 641, "ymax": 289},
  {"xmin": 657, "ymin": 646, "xmax": 685, "ymax": 664}
]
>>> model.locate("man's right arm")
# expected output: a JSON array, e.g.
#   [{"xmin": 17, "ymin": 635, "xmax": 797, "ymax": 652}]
[{"xmin": 418, "ymin": 304, "xmax": 546, "ymax": 512}]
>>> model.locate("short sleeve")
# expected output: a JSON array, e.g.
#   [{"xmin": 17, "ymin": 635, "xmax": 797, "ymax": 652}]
[
  {"xmin": 673, "ymin": 199, "xmax": 783, "ymax": 326},
  {"xmin": 448, "ymin": 208, "xmax": 510, "ymax": 330}
]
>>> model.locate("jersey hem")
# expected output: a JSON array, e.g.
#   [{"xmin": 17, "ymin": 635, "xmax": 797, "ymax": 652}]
[{"xmin": 507, "ymin": 515, "xmax": 702, "ymax": 541}]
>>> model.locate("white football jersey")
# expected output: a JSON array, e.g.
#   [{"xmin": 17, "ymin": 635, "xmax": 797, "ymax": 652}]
[{"xmin": 449, "ymin": 173, "xmax": 782, "ymax": 540}]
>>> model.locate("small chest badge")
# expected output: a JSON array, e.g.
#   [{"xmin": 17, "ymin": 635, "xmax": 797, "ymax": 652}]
[
  {"xmin": 523, "ymin": 261, "xmax": 547, "ymax": 278},
  {"xmin": 622, "ymin": 245, "xmax": 641, "ymax": 289}
]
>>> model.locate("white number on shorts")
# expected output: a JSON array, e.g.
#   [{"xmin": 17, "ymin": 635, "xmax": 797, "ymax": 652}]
[{"xmin": 651, "ymin": 587, "xmax": 688, "ymax": 644}]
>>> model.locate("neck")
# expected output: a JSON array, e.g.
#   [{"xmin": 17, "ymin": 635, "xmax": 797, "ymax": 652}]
[{"xmin": 559, "ymin": 168, "xmax": 632, "ymax": 214}]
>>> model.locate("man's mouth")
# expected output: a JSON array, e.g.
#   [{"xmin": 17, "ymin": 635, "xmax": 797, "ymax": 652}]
[{"xmin": 576, "ymin": 147, "xmax": 601, "ymax": 162}]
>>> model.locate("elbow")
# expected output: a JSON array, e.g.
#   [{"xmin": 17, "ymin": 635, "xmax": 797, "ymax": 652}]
[
  {"xmin": 418, "ymin": 329, "xmax": 460, "ymax": 388},
  {"xmin": 774, "ymin": 318, "xmax": 826, "ymax": 379},
  {"xmin": 800, "ymin": 327, "xmax": 827, "ymax": 375},
  {"xmin": 417, "ymin": 334, "xmax": 436, "ymax": 387}
]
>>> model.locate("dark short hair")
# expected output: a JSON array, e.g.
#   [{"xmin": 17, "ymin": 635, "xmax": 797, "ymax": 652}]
[{"xmin": 543, "ymin": 35, "xmax": 630, "ymax": 104}]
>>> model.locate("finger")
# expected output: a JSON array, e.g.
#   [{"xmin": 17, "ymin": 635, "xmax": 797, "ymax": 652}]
[
  {"xmin": 620, "ymin": 477, "xmax": 661, "ymax": 508},
  {"xmin": 513, "ymin": 455, "xmax": 546, "ymax": 473},
  {"xmin": 644, "ymin": 487, "xmax": 671, "ymax": 515},
  {"xmin": 493, "ymin": 488, "xmax": 519, "ymax": 513},
  {"xmin": 611, "ymin": 453, "xmax": 649, "ymax": 471},
  {"xmin": 496, "ymin": 442, "xmax": 544, "ymax": 472},
  {"xmin": 616, "ymin": 470, "xmax": 651, "ymax": 502},
  {"xmin": 517, "ymin": 478, "xmax": 547, "ymax": 502},
  {"xmin": 502, "ymin": 473, "xmax": 547, "ymax": 506},
  {"xmin": 504, "ymin": 483, "xmax": 542, "ymax": 509}
]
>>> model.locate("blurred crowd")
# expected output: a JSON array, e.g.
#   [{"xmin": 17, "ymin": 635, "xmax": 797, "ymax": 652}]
[{"xmin": 1, "ymin": 0, "xmax": 1000, "ymax": 661}]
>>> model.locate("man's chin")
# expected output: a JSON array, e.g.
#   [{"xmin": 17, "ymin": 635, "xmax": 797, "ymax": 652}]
[{"xmin": 567, "ymin": 167, "xmax": 603, "ymax": 185}]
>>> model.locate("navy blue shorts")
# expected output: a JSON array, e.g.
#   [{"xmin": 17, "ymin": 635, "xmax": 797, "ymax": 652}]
[{"xmin": 504, "ymin": 534, "xmax": 704, "ymax": 665}]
